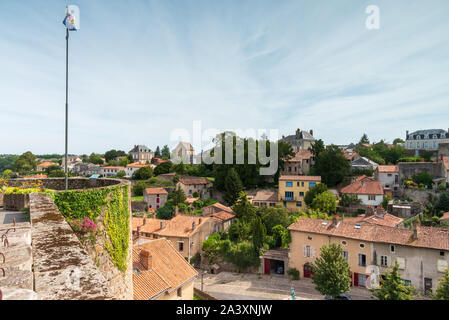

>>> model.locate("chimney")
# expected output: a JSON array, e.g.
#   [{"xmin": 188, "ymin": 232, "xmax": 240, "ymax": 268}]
[
  {"xmin": 160, "ymin": 221, "xmax": 166, "ymax": 229},
  {"xmin": 143, "ymin": 217, "xmax": 147, "ymax": 226},
  {"xmin": 282, "ymin": 135, "xmax": 285, "ymax": 139},
  {"xmin": 309, "ymin": 129, "xmax": 314, "ymax": 136},
  {"xmin": 406, "ymin": 130, "xmax": 409, "ymax": 139},
  {"xmin": 139, "ymin": 250, "xmax": 152, "ymax": 270},
  {"xmin": 332, "ymin": 216, "xmax": 339, "ymax": 227},
  {"xmin": 366, "ymin": 206, "xmax": 374, "ymax": 217},
  {"xmin": 192, "ymin": 221, "xmax": 196, "ymax": 230},
  {"xmin": 296, "ymin": 129, "xmax": 301, "ymax": 137}
]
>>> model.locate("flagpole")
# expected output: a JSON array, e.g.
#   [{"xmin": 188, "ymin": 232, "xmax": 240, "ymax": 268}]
[{"xmin": 65, "ymin": 26, "xmax": 69, "ymax": 191}]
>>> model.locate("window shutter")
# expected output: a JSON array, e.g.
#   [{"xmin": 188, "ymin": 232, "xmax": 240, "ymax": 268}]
[
  {"xmin": 303, "ymin": 245, "xmax": 306, "ymax": 257},
  {"xmin": 311, "ymin": 246, "xmax": 314, "ymax": 258}
]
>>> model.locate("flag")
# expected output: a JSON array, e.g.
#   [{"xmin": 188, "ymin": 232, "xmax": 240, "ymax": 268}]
[{"xmin": 63, "ymin": 5, "xmax": 80, "ymax": 31}]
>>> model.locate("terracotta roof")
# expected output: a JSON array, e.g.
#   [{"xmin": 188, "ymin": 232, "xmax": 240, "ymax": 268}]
[
  {"xmin": 377, "ymin": 165, "xmax": 399, "ymax": 173},
  {"xmin": 101, "ymin": 166, "xmax": 125, "ymax": 170},
  {"xmin": 210, "ymin": 211, "xmax": 235, "ymax": 221},
  {"xmin": 440, "ymin": 212, "xmax": 449, "ymax": 221},
  {"xmin": 23, "ymin": 174, "xmax": 47, "ymax": 179},
  {"xmin": 144, "ymin": 187, "xmax": 168, "ymax": 195},
  {"xmin": 288, "ymin": 218, "xmax": 449, "ymax": 251},
  {"xmin": 341, "ymin": 178, "xmax": 383, "ymax": 195},
  {"xmin": 37, "ymin": 162, "xmax": 55, "ymax": 168},
  {"xmin": 204, "ymin": 202, "xmax": 234, "ymax": 213},
  {"xmin": 133, "ymin": 215, "xmax": 212, "ymax": 238},
  {"xmin": 363, "ymin": 213, "xmax": 403, "ymax": 228},
  {"xmin": 285, "ymin": 150, "xmax": 313, "ymax": 162},
  {"xmin": 127, "ymin": 163, "xmax": 147, "ymax": 168},
  {"xmin": 185, "ymin": 197, "xmax": 200, "ymax": 204},
  {"xmin": 133, "ymin": 238, "xmax": 198, "ymax": 300},
  {"xmin": 279, "ymin": 175, "xmax": 322, "ymax": 182},
  {"xmin": 252, "ymin": 191, "xmax": 279, "ymax": 202},
  {"xmin": 179, "ymin": 177, "xmax": 211, "ymax": 185},
  {"xmin": 343, "ymin": 150, "xmax": 359, "ymax": 161}
]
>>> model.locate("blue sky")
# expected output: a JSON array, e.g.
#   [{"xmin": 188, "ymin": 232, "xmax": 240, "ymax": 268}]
[{"xmin": 1, "ymin": 0, "xmax": 449, "ymax": 155}]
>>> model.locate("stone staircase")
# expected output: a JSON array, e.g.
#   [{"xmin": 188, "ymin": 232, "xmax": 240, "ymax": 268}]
[{"xmin": 0, "ymin": 209, "xmax": 37, "ymax": 300}]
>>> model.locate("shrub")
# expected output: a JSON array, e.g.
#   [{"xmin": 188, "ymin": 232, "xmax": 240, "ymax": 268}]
[
  {"xmin": 287, "ymin": 268, "xmax": 300, "ymax": 280},
  {"xmin": 132, "ymin": 181, "xmax": 148, "ymax": 196}
]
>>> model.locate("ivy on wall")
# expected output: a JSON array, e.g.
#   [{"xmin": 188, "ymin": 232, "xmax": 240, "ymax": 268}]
[{"xmin": 51, "ymin": 185, "xmax": 130, "ymax": 273}]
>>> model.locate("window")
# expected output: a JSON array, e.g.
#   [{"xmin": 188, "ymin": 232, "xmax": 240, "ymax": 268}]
[
  {"xmin": 286, "ymin": 181, "xmax": 293, "ymax": 187},
  {"xmin": 360, "ymin": 243, "xmax": 365, "ymax": 248},
  {"xmin": 342, "ymin": 241, "xmax": 347, "ymax": 246},
  {"xmin": 285, "ymin": 191, "xmax": 294, "ymax": 200},
  {"xmin": 301, "ymin": 182, "xmax": 305, "ymax": 187},
  {"xmin": 381, "ymin": 256, "xmax": 388, "ymax": 267},
  {"xmin": 358, "ymin": 254, "xmax": 366, "ymax": 267},
  {"xmin": 177, "ymin": 287, "xmax": 182, "ymax": 298},
  {"xmin": 305, "ymin": 245, "xmax": 311, "ymax": 257},
  {"xmin": 309, "ymin": 182, "xmax": 317, "ymax": 188},
  {"xmin": 440, "ymin": 251, "xmax": 445, "ymax": 257},
  {"xmin": 342, "ymin": 251, "xmax": 349, "ymax": 261},
  {"xmin": 390, "ymin": 245, "xmax": 395, "ymax": 253},
  {"xmin": 299, "ymin": 192, "xmax": 305, "ymax": 197},
  {"xmin": 307, "ymin": 236, "xmax": 312, "ymax": 240},
  {"xmin": 178, "ymin": 242, "xmax": 184, "ymax": 252},
  {"xmin": 368, "ymin": 195, "xmax": 376, "ymax": 201},
  {"xmin": 296, "ymin": 201, "xmax": 302, "ymax": 207},
  {"xmin": 297, "ymin": 182, "xmax": 300, "ymax": 187}
]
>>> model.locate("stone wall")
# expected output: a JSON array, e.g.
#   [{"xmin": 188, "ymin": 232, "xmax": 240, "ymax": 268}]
[
  {"xmin": 7, "ymin": 177, "xmax": 121, "ymax": 191},
  {"xmin": 398, "ymin": 162, "xmax": 445, "ymax": 181},
  {"xmin": 131, "ymin": 201, "xmax": 147, "ymax": 212},
  {"xmin": 401, "ymin": 189, "xmax": 440, "ymax": 206},
  {"xmin": 3, "ymin": 193, "xmax": 29, "ymax": 211}
]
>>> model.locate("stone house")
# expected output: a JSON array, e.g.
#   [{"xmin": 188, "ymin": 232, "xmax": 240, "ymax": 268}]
[
  {"xmin": 281, "ymin": 128, "xmax": 316, "ymax": 151},
  {"xmin": 132, "ymin": 214, "xmax": 220, "ymax": 262},
  {"xmin": 100, "ymin": 166, "xmax": 125, "ymax": 177},
  {"xmin": 374, "ymin": 165, "xmax": 400, "ymax": 198},
  {"xmin": 201, "ymin": 203, "xmax": 235, "ymax": 232},
  {"xmin": 250, "ymin": 190, "xmax": 279, "ymax": 208},
  {"xmin": 143, "ymin": 187, "xmax": 168, "ymax": 210},
  {"xmin": 406, "ymin": 129, "xmax": 449, "ymax": 154},
  {"xmin": 288, "ymin": 218, "xmax": 449, "ymax": 294},
  {"xmin": 132, "ymin": 238, "xmax": 198, "ymax": 300},
  {"xmin": 172, "ymin": 141, "xmax": 195, "ymax": 164},
  {"xmin": 36, "ymin": 162, "xmax": 56, "ymax": 172},
  {"xmin": 281, "ymin": 150, "xmax": 314, "ymax": 175},
  {"xmin": 129, "ymin": 145, "xmax": 154, "ymax": 163},
  {"xmin": 340, "ymin": 177, "xmax": 384, "ymax": 207},
  {"xmin": 177, "ymin": 177, "xmax": 212, "ymax": 199}
]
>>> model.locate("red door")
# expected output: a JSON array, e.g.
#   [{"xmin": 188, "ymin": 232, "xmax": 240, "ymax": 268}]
[
  {"xmin": 264, "ymin": 259, "xmax": 271, "ymax": 275},
  {"xmin": 304, "ymin": 263, "xmax": 313, "ymax": 278},
  {"xmin": 353, "ymin": 272, "xmax": 359, "ymax": 287}
]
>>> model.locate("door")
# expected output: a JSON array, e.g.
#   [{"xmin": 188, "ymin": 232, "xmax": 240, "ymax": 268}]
[
  {"xmin": 424, "ymin": 278, "xmax": 432, "ymax": 296},
  {"xmin": 358, "ymin": 274, "xmax": 367, "ymax": 287},
  {"xmin": 304, "ymin": 263, "xmax": 313, "ymax": 278},
  {"xmin": 353, "ymin": 272, "xmax": 359, "ymax": 287},
  {"xmin": 264, "ymin": 259, "xmax": 271, "ymax": 275}
]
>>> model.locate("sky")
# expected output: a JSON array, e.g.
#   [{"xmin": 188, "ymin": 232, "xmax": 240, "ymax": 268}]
[{"xmin": 1, "ymin": 0, "xmax": 449, "ymax": 155}]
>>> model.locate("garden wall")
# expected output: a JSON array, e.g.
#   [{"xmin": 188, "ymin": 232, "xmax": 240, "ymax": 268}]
[
  {"xmin": 401, "ymin": 189, "xmax": 440, "ymax": 206},
  {"xmin": 7, "ymin": 177, "xmax": 121, "ymax": 191}
]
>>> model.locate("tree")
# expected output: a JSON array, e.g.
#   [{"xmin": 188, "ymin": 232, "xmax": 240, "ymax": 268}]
[
  {"xmin": 173, "ymin": 162, "xmax": 186, "ymax": 175},
  {"xmin": 271, "ymin": 225, "xmax": 290, "ymax": 249},
  {"xmin": 309, "ymin": 139, "xmax": 325, "ymax": 159},
  {"xmin": 14, "ymin": 151, "xmax": 36, "ymax": 175},
  {"xmin": 311, "ymin": 191, "xmax": 337, "ymax": 214},
  {"xmin": 412, "ymin": 170, "xmax": 433, "ymax": 189},
  {"xmin": 161, "ymin": 145, "xmax": 171, "ymax": 160},
  {"xmin": 382, "ymin": 195, "xmax": 392, "ymax": 211},
  {"xmin": 393, "ymin": 138, "xmax": 405, "ymax": 145},
  {"xmin": 223, "ymin": 168, "xmax": 243, "ymax": 206},
  {"xmin": 171, "ymin": 187, "xmax": 186, "ymax": 206},
  {"xmin": 228, "ymin": 219, "xmax": 251, "ymax": 242},
  {"xmin": 0, "ymin": 155, "xmax": 19, "ymax": 173},
  {"xmin": 104, "ymin": 149, "xmax": 126, "ymax": 162},
  {"xmin": 232, "ymin": 192, "xmax": 257, "ymax": 222},
  {"xmin": 359, "ymin": 134, "xmax": 370, "ymax": 145},
  {"xmin": 372, "ymin": 263, "xmax": 416, "ymax": 300},
  {"xmin": 118, "ymin": 157, "xmax": 130, "ymax": 167},
  {"xmin": 304, "ymin": 183, "xmax": 328, "ymax": 207},
  {"xmin": 311, "ymin": 243, "xmax": 352, "ymax": 298},
  {"xmin": 115, "ymin": 170, "xmax": 126, "ymax": 178},
  {"xmin": 339, "ymin": 194, "xmax": 362, "ymax": 207},
  {"xmin": 88, "ymin": 153, "xmax": 104, "ymax": 165},
  {"xmin": 154, "ymin": 161, "xmax": 172, "ymax": 176},
  {"xmin": 132, "ymin": 181, "xmax": 148, "ymax": 196},
  {"xmin": 155, "ymin": 146, "xmax": 161, "ymax": 158},
  {"xmin": 432, "ymin": 269, "xmax": 449, "ymax": 300},
  {"xmin": 435, "ymin": 192, "xmax": 449, "ymax": 216},
  {"xmin": 311, "ymin": 145, "xmax": 350, "ymax": 187},
  {"xmin": 259, "ymin": 206, "xmax": 290, "ymax": 233},
  {"xmin": 132, "ymin": 166, "xmax": 154, "ymax": 180},
  {"xmin": 250, "ymin": 216, "xmax": 266, "ymax": 252},
  {"xmin": 2, "ymin": 169, "xmax": 13, "ymax": 179},
  {"xmin": 156, "ymin": 201, "xmax": 174, "ymax": 220}
]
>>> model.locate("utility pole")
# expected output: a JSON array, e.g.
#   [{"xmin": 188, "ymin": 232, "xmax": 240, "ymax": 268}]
[{"xmin": 65, "ymin": 27, "xmax": 69, "ymax": 191}]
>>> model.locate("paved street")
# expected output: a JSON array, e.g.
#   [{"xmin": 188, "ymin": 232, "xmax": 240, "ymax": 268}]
[{"xmin": 195, "ymin": 272, "xmax": 377, "ymax": 300}]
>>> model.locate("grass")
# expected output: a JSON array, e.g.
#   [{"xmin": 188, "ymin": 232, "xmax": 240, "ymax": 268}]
[
  {"xmin": 193, "ymin": 294, "xmax": 202, "ymax": 300},
  {"xmin": 131, "ymin": 196, "xmax": 143, "ymax": 201}
]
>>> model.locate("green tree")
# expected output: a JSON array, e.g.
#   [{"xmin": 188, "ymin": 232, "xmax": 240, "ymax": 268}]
[
  {"xmin": 382, "ymin": 195, "xmax": 392, "ymax": 211},
  {"xmin": 432, "ymin": 269, "xmax": 449, "ymax": 300},
  {"xmin": 0, "ymin": 155, "xmax": 19, "ymax": 173},
  {"xmin": 311, "ymin": 191, "xmax": 337, "ymax": 214},
  {"xmin": 154, "ymin": 146, "xmax": 161, "ymax": 158},
  {"xmin": 2, "ymin": 169, "xmax": 13, "ymax": 179},
  {"xmin": 311, "ymin": 243, "xmax": 352, "ymax": 299},
  {"xmin": 304, "ymin": 183, "xmax": 328, "ymax": 207},
  {"xmin": 156, "ymin": 200, "xmax": 174, "ymax": 220},
  {"xmin": 359, "ymin": 134, "xmax": 370, "ymax": 145},
  {"xmin": 88, "ymin": 153, "xmax": 104, "ymax": 165},
  {"xmin": 161, "ymin": 145, "xmax": 171, "ymax": 160},
  {"xmin": 154, "ymin": 161, "xmax": 173, "ymax": 176},
  {"xmin": 173, "ymin": 162, "xmax": 186, "ymax": 175},
  {"xmin": 309, "ymin": 139, "xmax": 325, "ymax": 159},
  {"xmin": 171, "ymin": 187, "xmax": 187, "ymax": 206},
  {"xmin": 435, "ymin": 192, "xmax": 449, "ymax": 216},
  {"xmin": 132, "ymin": 181, "xmax": 148, "ymax": 196},
  {"xmin": 372, "ymin": 263, "xmax": 416, "ymax": 300},
  {"xmin": 393, "ymin": 138, "xmax": 405, "ymax": 145},
  {"xmin": 115, "ymin": 170, "xmax": 126, "ymax": 178},
  {"xmin": 259, "ymin": 206, "xmax": 290, "ymax": 233},
  {"xmin": 271, "ymin": 225, "xmax": 290, "ymax": 248},
  {"xmin": 311, "ymin": 145, "xmax": 350, "ymax": 187},
  {"xmin": 339, "ymin": 194, "xmax": 362, "ymax": 207},
  {"xmin": 118, "ymin": 157, "xmax": 130, "ymax": 167},
  {"xmin": 104, "ymin": 149, "xmax": 127, "ymax": 162},
  {"xmin": 224, "ymin": 168, "xmax": 243, "ymax": 206},
  {"xmin": 232, "ymin": 192, "xmax": 257, "ymax": 222},
  {"xmin": 14, "ymin": 151, "xmax": 36, "ymax": 175},
  {"xmin": 412, "ymin": 170, "xmax": 433, "ymax": 189},
  {"xmin": 250, "ymin": 216, "xmax": 266, "ymax": 252},
  {"xmin": 228, "ymin": 219, "xmax": 251, "ymax": 242},
  {"xmin": 132, "ymin": 166, "xmax": 154, "ymax": 180}
]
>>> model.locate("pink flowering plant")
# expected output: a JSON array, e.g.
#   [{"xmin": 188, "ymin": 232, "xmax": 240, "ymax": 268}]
[{"xmin": 70, "ymin": 217, "xmax": 97, "ymax": 239}]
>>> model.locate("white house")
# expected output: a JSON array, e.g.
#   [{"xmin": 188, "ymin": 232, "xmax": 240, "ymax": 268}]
[
  {"xmin": 341, "ymin": 177, "xmax": 384, "ymax": 206},
  {"xmin": 374, "ymin": 165, "xmax": 400, "ymax": 197},
  {"xmin": 101, "ymin": 166, "xmax": 125, "ymax": 177}
]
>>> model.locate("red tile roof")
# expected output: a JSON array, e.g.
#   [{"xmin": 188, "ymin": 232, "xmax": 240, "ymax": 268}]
[
  {"xmin": 252, "ymin": 191, "xmax": 279, "ymax": 202},
  {"xmin": 443, "ymin": 157, "xmax": 449, "ymax": 171},
  {"xmin": 127, "ymin": 163, "xmax": 147, "ymax": 168},
  {"xmin": 210, "ymin": 211, "xmax": 235, "ymax": 222},
  {"xmin": 133, "ymin": 215, "xmax": 212, "ymax": 238},
  {"xmin": 279, "ymin": 175, "xmax": 322, "ymax": 182},
  {"xmin": 204, "ymin": 202, "xmax": 234, "ymax": 213},
  {"xmin": 133, "ymin": 238, "xmax": 198, "ymax": 300},
  {"xmin": 144, "ymin": 187, "xmax": 168, "ymax": 195},
  {"xmin": 341, "ymin": 178, "xmax": 383, "ymax": 195},
  {"xmin": 440, "ymin": 212, "xmax": 449, "ymax": 221},
  {"xmin": 377, "ymin": 165, "xmax": 399, "ymax": 173},
  {"xmin": 37, "ymin": 162, "xmax": 55, "ymax": 168},
  {"xmin": 101, "ymin": 166, "xmax": 125, "ymax": 170},
  {"xmin": 23, "ymin": 174, "xmax": 47, "ymax": 179},
  {"xmin": 285, "ymin": 150, "xmax": 313, "ymax": 162},
  {"xmin": 179, "ymin": 177, "xmax": 212, "ymax": 185},
  {"xmin": 288, "ymin": 218, "xmax": 449, "ymax": 251}
]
